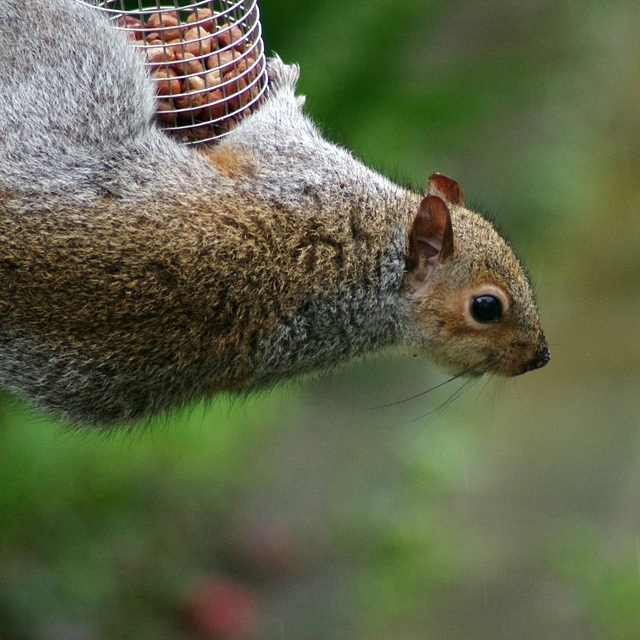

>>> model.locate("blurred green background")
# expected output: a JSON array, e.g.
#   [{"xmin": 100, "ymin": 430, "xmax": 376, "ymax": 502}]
[{"xmin": 1, "ymin": 0, "xmax": 640, "ymax": 638}]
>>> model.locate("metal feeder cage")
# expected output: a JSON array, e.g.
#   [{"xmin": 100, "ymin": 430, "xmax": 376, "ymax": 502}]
[{"xmin": 78, "ymin": 0, "xmax": 268, "ymax": 144}]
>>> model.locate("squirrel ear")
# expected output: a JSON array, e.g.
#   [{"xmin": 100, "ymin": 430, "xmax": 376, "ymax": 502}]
[
  {"xmin": 427, "ymin": 173, "xmax": 465, "ymax": 207},
  {"xmin": 406, "ymin": 195, "xmax": 454, "ymax": 281}
]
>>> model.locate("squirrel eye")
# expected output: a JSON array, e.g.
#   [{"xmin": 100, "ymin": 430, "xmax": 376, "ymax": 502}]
[{"xmin": 471, "ymin": 295, "xmax": 502, "ymax": 323}]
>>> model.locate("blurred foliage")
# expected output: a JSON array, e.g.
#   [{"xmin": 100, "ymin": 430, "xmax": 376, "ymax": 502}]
[{"xmin": 1, "ymin": 0, "xmax": 640, "ymax": 639}]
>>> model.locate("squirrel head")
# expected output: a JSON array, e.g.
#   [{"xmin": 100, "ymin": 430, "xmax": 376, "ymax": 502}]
[{"xmin": 401, "ymin": 173, "xmax": 549, "ymax": 377}]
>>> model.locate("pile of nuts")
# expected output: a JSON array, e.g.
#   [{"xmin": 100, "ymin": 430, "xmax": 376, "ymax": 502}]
[{"xmin": 119, "ymin": 7, "xmax": 264, "ymax": 142}]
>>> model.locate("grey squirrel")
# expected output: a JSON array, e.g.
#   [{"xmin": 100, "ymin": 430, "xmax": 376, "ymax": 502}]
[{"xmin": 0, "ymin": 0, "xmax": 548, "ymax": 427}]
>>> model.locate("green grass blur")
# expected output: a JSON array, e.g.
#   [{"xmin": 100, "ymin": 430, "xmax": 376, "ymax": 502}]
[{"xmin": 1, "ymin": 1, "xmax": 639, "ymax": 638}]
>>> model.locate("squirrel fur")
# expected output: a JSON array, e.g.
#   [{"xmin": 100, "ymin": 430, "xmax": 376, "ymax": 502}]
[{"xmin": 0, "ymin": 0, "xmax": 549, "ymax": 427}]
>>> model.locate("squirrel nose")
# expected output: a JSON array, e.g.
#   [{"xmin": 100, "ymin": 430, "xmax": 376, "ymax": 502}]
[{"xmin": 522, "ymin": 342, "xmax": 550, "ymax": 373}]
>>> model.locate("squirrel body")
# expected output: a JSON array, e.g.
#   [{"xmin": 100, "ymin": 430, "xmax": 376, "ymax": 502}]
[{"xmin": 0, "ymin": 0, "xmax": 548, "ymax": 426}]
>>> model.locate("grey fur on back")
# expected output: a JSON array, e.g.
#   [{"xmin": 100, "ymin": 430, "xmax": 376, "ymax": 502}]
[{"xmin": 0, "ymin": 0, "xmax": 221, "ymax": 202}]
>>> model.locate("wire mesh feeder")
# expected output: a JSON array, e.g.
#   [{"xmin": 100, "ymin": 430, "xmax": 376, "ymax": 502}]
[{"xmin": 79, "ymin": 0, "xmax": 268, "ymax": 144}]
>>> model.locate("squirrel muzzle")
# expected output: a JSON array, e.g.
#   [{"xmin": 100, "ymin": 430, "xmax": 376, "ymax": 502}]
[{"xmin": 519, "ymin": 340, "xmax": 550, "ymax": 375}]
